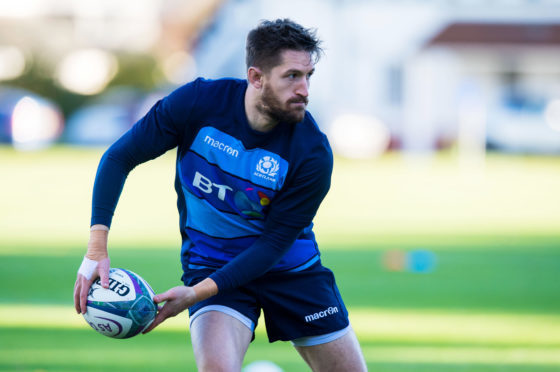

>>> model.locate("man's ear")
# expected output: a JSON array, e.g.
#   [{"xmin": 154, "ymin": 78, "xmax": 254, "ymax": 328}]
[{"xmin": 247, "ymin": 67, "xmax": 263, "ymax": 89}]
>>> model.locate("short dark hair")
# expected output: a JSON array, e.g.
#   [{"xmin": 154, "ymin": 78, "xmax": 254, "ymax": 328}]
[{"xmin": 246, "ymin": 19, "xmax": 322, "ymax": 71}]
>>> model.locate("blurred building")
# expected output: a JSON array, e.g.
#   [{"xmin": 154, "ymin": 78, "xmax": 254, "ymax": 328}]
[{"xmin": 409, "ymin": 21, "xmax": 560, "ymax": 156}]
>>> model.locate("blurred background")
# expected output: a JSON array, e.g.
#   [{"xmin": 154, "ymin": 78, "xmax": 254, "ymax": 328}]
[
  {"xmin": 2, "ymin": 0, "xmax": 560, "ymax": 155},
  {"xmin": 1, "ymin": 1, "xmax": 560, "ymax": 371}
]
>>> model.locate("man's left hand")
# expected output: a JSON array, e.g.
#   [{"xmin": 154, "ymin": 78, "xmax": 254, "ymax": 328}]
[{"xmin": 142, "ymin": 286, "xmax": 197, "ymax": 334}]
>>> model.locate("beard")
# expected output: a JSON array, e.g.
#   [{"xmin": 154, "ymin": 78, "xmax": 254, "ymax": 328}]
[{"xmin": 257, "ymin": 84, "xmax": 308, "ymax": 125}]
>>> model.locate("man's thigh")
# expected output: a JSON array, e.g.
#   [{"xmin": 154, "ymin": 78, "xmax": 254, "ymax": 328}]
[
  {"xmin": 295, "ymin": 326, "xmax": 367, "ymax": 372},
  {"xmin": 190, "ymin": 310, "xmax": 253, "ymax": 372}
]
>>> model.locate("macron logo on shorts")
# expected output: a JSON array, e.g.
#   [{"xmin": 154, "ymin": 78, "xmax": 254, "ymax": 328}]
[{"xmin": 304, "ymin": 306, "xmax": 339, "ymax": 322}]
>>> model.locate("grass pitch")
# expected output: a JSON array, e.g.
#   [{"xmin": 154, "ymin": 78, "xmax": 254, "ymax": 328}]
[{"xmin": 1, "ymin": 146, "xmax": 559, "ymax": 371}]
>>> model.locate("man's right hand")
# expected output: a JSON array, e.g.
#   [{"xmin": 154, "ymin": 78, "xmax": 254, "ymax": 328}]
[{"xmin": 73, "ymin": 257, "xmax": 110, "ymax": 314}]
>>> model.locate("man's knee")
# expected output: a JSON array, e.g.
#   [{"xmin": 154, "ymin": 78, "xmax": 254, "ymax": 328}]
[
  {"xmin": 196, "ymin": 356, "xmax": 242, "ymax": 372},
  {"xmin": 194, "ymin": 337, "xmax": 245, "ymax": 372},
  {"xmin": 295, "ymin": 327, "xmax": 367, "ymax": 372}
]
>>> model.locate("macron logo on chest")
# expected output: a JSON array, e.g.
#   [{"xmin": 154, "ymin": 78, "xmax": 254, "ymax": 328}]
[{"xmin": 204, "ymin": 135, "xmax": 239, "ymax": 158}]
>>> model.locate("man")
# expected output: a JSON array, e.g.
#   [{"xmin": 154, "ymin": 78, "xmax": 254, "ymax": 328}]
[{"xmin": 74, "ymin": 19, "xmax": 367, "ymax": 371}]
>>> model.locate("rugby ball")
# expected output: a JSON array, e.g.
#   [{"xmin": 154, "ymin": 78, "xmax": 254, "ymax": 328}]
[{"xmin": 83, "ymin": 268, "xmax": 157, "ymax": 339}]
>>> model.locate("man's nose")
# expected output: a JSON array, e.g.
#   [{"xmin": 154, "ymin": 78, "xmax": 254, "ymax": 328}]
[{"xmin": 295, "ymin": 78, "xmax": 309, "ymax": 97}]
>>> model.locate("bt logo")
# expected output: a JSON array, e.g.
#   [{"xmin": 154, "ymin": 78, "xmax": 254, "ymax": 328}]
[{"xmin": 193, "ymin": 171, "xmax": 232, "ymax": 201}]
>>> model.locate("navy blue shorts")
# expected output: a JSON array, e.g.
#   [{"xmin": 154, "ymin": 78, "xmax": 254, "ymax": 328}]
[{"xmin": 182, "ymin": 261, "xmax": 349, "ymax": 343}]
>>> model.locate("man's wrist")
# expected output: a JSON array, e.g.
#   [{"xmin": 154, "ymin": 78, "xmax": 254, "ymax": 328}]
[
  {"xmin": 90, "ymin": 224, "xmax": 109, "ymax": 232},
  {"xmin": 192, "ymin": 278, "xmax": 218, "ymax": 303},
  {"xmin": 86, "ymin": 225, "xmax": 109, "ymax": 261}
]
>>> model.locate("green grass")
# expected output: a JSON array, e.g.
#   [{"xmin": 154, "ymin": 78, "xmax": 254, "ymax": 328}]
[
  {"xmin": 2, "ymin": 327, "xmax": 560, "ymax": 372},
  {"xmin": 1, "ymin": 146, "xmax": 560, "ymax": 371}
]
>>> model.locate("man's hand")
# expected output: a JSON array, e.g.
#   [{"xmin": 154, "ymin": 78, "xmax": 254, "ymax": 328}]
[
  {"xmin": 73, "ymin": 257, "xmax": 110, "ymax": 314},
  {"xmin": 142, "ymin": 277, "xmax": 218, "ymax": 334},
  {"xmin": 142, "ymin": 286, "xmax": 197, "ymax": 334}
]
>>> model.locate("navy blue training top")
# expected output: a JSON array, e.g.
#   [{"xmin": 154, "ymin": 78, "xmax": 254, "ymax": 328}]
[{"xmin": 91, "ymin": 78, "xmax": 333, "ymax": 291}]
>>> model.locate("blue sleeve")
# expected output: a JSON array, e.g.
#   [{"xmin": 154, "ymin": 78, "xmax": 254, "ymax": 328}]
[
  {"xmin": 91, "ymin": 82, "xmax": 197, "ymax": 227},
  {"xmin": 209, "ymin": 144, "xmax": 333, "ymax": 290}
]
